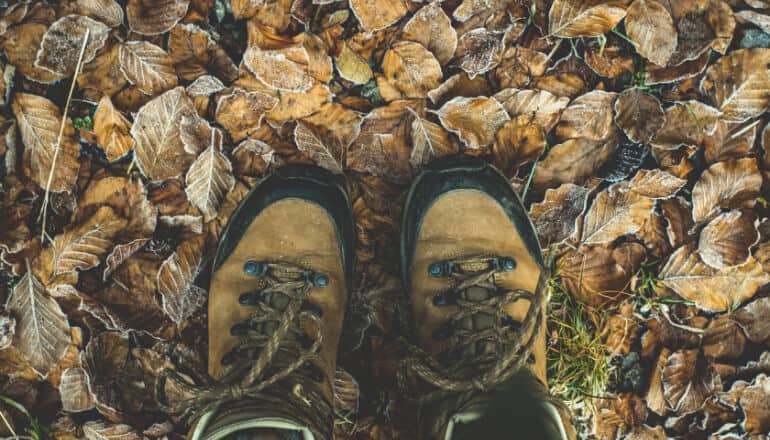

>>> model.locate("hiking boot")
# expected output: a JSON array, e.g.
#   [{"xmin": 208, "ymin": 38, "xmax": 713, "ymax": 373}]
[
  {"xmin": 399, "ymin": 156, "xmax": 561, "ymax": 439},
  {"xmin": 178, "ymin": 165, "xmax": 354, "ymax": 440}
]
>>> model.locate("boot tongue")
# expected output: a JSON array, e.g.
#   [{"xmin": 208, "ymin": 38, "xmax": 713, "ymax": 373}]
[{"xmin": 456, "ymin": 286, "xmax": 497, "ymax": 356}]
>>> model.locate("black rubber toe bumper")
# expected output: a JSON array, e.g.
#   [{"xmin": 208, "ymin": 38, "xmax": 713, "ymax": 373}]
[
  {"xmin": 400, "ymin": 155, "xmax": 544, "ymax": 288},
  {"xmin": 212, "ymin": 164, "xmax": 355, "ymax": 290}
]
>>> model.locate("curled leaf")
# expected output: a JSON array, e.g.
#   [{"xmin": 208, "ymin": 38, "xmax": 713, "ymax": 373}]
[
  {"xmin": 437, "ymin": 96, "xmax": 509, "ymax": 149},
  {"xmin": 691, "ymin": 158, "xmax": 763, "ymax": 224},
  {"xmin": 158, "ymin": 234, "xmax": 208, "ymax": 324},
  {"xmin": 698, "ymin": 211, "xmax": 759, "ymax": 269},
  {"xmin": 529, "ymin": 183, "xmax": 590, "ymax": 247},
  {"xmin": 93, "ymin": 95, "xmax": 132, "ymax": 162}
]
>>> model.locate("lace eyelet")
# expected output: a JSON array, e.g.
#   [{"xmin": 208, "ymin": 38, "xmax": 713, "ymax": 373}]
[
  {"xmin": 301, "ymin": 301, "xmax": 324, "ymax": 317},
  {"xmin": 312, "ymin": 273, "xmax": 329, "ymax": 288},
  {"xmin": 492, "ymin": 256, "xmax": 516, "ymax": 272},
  {"xmin": 428, "ymin": 261, "xmax": 454, "ymax": 277},
  {"xmin": 244, "ymin": 261, "xmax": 269, "ymax": 277},
  {"xmin": 527, "ymin": 354, "xmax": 536, "ymax": 364},
  {"xmin": 230, "ymin": 322, "xmax": 249, "ymax": 336},
  {"xmin": 239, "ymin": 292, "xmax": 262, "ymax": 306},
  {"xmin": 221, "ymin": 350, "xmax": 237, "ymax": 365}
]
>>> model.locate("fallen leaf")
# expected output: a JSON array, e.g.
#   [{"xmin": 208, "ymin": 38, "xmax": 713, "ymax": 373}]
[
  {"xmin": 580, "ymin": 183, "xmax": 655, "ymax": 245},
  {"xmin": 437, "ymin": 96, "xmax": 509, "ymax": 149},
  {"xmin": 93, "ymin": 95, "xmax": 132, "ymax": 162},
  {"xmin": 126, "ymin": 0, "xmax": 190, "ymax": 35},
  {"xmin": 6, "ymin": 269, "xmax": 72, "ymax": 378},
  {"xmin": 625, "ymin": 0, "xmax": 677, "ymax": 66},
  {"xmin": 555, "ymin": 90, "xmax": 618, "ymax": 142},
  {"xmin": 557, "ymin": 242, "xmax": 646, "ymax": 306},
  {"xmin": 662, "ymin": 349, "xmax": 720, "ymax": 414},
  {"xmin": 102, "ymin": 238, "xmax": 149, "ymax": 280},
  {"xmin": 614, "ymin": 89, "xmax": 665, "ymax": 144},
  {"xmin": 700, "ymin": 48, "xmax": 770, "ymax": 123},
  {"xmin": 2, "ymin": 23, "xmax": 64, "ymax": 84},
  {"xmin": 691, "ymin": 158, "xmax": 763, "ymax": 224},
  {"xmin": 736, "ymin": 10, "xmax": 770, "ymax": 34},
  {"xmin": 548, "ymin": 0, "xmax": 628, "ymax": 38},
  {"xmin": 35, "ymin": 15, "xmax": 110, "ymax": 77},
  {"xmin": 244, "ymin": 44, "xmax": 315, "ymax": 93},
  {"xmin": 185, "ymin": 132, "xmax": 235, "ymax": 222},
  {"xmin": 739, "ymin": 374, "xmax": 770, "ymax": 434},
  {"xmin": 583, "ymin": 36, "xmax": 635, "ymax": 78},
  {"xmin": 734, "ymin": 297, "xmax": 770, "ymax": 346},
  {"xmin": 698, "ymin": 211, "xmax": 759, "ymax": 269},
  {"xmin": 60, "ymin": 366, "xmax": 95, "ymax": 412},
  {"xmin": 382, "ymin": 41, "xmax": 443, "ymax": 99},
  {"xmin": 401, "ymin": 3, "xmax": 457, "ymax": 65},
  {"xmin": 131, "ymin": 87, "xmax": 198, "ymax": 181},
  {"xmin": 651, "ymin": 100, "xmax": 721, "ymax": 150},
  {"xmin": 75, "ymin": 0, "xmax": 124, "ymax": 27},
  {"xmin": 78, "ymin": 43, "xmax": 127, "ymax": 97},
  {"xmin": 428, "ymin": 72, "xmax": 491, "ymax": 106},
  {"xmin": 232, "ymin": 138, "xmax": 274, "ymax": 177},
  {"xmin": 704, "ymin": 119, "xmax": 760, "ymax": 164},
  {"xmin": 702, "ymin": 316, "xmax": 747, "ymax": 360},
  {"xmin": 645, "ymin": 50, "xmax": 710, "ymax": 85},
  {"xmin": 453, "ymin": 28, "xmax": 505, "ymax": 78},
  {"xmin": 186, "ymin": 75, "xmax": 226, "ymax": 97},
  {"xmin": 12, "ymin": 93, "xmax": 80, "ymax": 192},
  {"xmin": 335, "ymin": 43, "xmax": 372, "ymax": 85},
  {"xmin": 409, "ymin": 112, "xmax": 458, "ymax": 169},
  {"xmin": 167, "ymin": 24, "xmax": 239, "ymax": 83},
  {"xmin": 119, "ymin": 41, "xmax": 178, "ymax": 96},
  {"xmin": 533, "ymin": 137, "xmax": 618, "ymax": 193},
  {"xmin": 492, "ymin": 114, "xmax": 546, "ymax": 173},
  {"xmin": 494, "ymin": 88, "xmax": 569, "ymax": 132},
  {"xmin": 493, "ymin": 47, "xmax": 549, "ymax": 90},
  {"xmin": 158, "ymin": 234, "xmax": 208, "ymax": 324},
  {"xmin": 349, "ymin": 0, "xmax": 408, "ymax": 33},
  {"xmin": 658, "ymin": 245, "xmax": 770, "ymax": 312},
  {"xmin": 215, "ymin": 88, "xmax": 278, "ymax": 142},
  {"xmin": 83, "ymin": 420, "xmax": 143, "ymax": 440},
  {"xmin": 667, "ymin": 0, "xmax": 733, "ymax": 65},
  {"xmin": 529, "ymin": 183, "xmax": 590, "ymax": 247},
  {"xmin": 626, "ymin": 168, "xmax": 686, "ymax": 199},
  {"xmin": 601, "ymin": 301, "xmax": 638, "ymax": 355},
  {"xmin": 625, "ymin": 425, "xmax": 667, "ymax": 440}
]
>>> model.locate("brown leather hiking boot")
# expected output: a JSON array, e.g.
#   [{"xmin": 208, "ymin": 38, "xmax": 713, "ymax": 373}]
[
  {"xmin": 169, "ymin": 165, "xmax": 354, "ymax": 440},
  {"xmin": 399, "ymin": 156, "xmax": 566, "ymax": 439}
]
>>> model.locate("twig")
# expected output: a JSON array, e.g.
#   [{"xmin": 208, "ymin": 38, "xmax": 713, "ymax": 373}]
[
  {"xmin": 0, "ymin": 405, "xmax": 17, "ymax": 438},
  {"xmin": 38, "ymin": 28, "xmax": 90, "ymax": 242}
]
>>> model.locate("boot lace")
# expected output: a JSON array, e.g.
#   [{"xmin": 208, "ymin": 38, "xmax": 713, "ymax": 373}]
[
  {"xmin": 398, "ymin": 255, "xmax": 548, "ymax": 404},
  {"xmin": 155, "ymin": 261, "xmax": 333, "ymax": 436}
]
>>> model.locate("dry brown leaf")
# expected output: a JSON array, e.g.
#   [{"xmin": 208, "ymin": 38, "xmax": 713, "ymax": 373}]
[
  {"xmin": 347, "ymin": 100, "xmax": 422, "ymax": 182},
  {"xmin": 77, "ymin": 176, "xmax": 157, "ymax": 241},
  {"xmin": 244, "ymin": 45, "xmax": 315, "ymax": 93},
  {"xmin": 167, "ymin": 24, "xmax": 239, "ymax": 84},
  {"xmin": 409, "ymin": 112, "xmax": 458, "ymax": 169},
  {"xmin": 734, "ymin": 297, "xmax": 770, "ymax": 346},
  {"xmin": 492, "ymin": 114, "xmax": 546, "ymax": 173},
  {"xmin": 529, "ymin": 183, "xmax": 590, "ymax": 247},
  {"xmin": 601, "ymin": 301, "xmax": 637, "ymax": 355},
  {"xmin": 75, "ymin": 0, "xmax": 124, "ymax": 27},
  {"xmin": 335, "ymin": 43, "xmax": 372, "ymax": 85},
  {"xmin": 555, "ymin": 90, "xmax": 617, "ymax": 142},
  {"xmin": 493, "ymin": 47, "xmax": 549, "ymax": 90},
  {"xmin": 2, "ymin": 23, "xmax": 62, "ymax": 83},
  {"xmin": 437, "ymin": 96, "xmax": 509, "ymax": 149},
  {"xmin": 658, "ymin": 245, "xmax": 770, "ymax": 312},
  {"xmin": 295, "ymin": 121, "xmax": 346, "ymax": 173},
  {"xmin": 625, "ymin": 425, "xmax": 667, "ymax": 440},
  {"xmin": 78, "ymin": 43, "xmax": 127, "ymax": 97},
  {"xmin": 584, "ymin": 36, "xmax": 635, "ymax": 78},
  {"xmin": 382, "ymin": 41, "xmax": 443, "ymax": 99},
  {"xmin": 580, "ymin": 183, "xmax": 655, "ymax": 245},
  {"xmin": 691, "ymin": 158, "xmax": 763, "ymax": 224},
  {"xmin": 702, "ymin": 316, "xmax": 747, "ymax": 360},
  {"xmin": 93, "ymin": 95, "xmax": 132, "ymax": 162},
  {"xmin": 698, "ymin": 211, "xmax": 759, "ymax": 269},
  {"xmin": 704, "ymin": 119, "xmax": 760, "ymax": 164},
  {"xmin": 119, "ymin": 41, "xmax": 178, "ymax": 96},
  {"xmin": 60, "ymin": 366, "xmax": 95, "ymax": 412},
  {"xmin": 662, "ymin": 349, "xmax": 720, "ymax": 414},
  {"xmin": 102, "ymin": 238, "xmax": 149, "ymax": 281},
  {"xmin": 401, "ymin": 3, "xmax": 457, "ymax": 65},
  {"xmin": 232, "ymin": 138, "xmax": 274, "ymax": 177},
  {"xmin": 185, "ymin": 131, "xmax": 235, "ymax": 222},
  {"xmin": 187, "ymin": 75, "xmax": 226, "ymax": 97},
  {"xmin": 700, "ymin": 48, "xmax": 770, "ymax": 123},
  {"xmin": 739, "ymin": 374, "xmax": 770, "ymax": 435},
  {"xmin": 231, "ymin": 0, "xmax": 263, "ymax": 19},
  {"xmin": 453, "ymin": 28, "xmax": 504, "ymax": 78},
  {"xmin": 12, "ymin": 93, "xmax": 80, "ymax": 193},
  {"xmin": 626, "ymin": 169, "xmax": 686, "ymax": 199},
  {"xmin": 614, "ymin": 89, "xmax": 665, "ymax": 144},
  {"xmin": 131, "ymin": 87, "xmax": 198, "ymax": 181},
  {"xmin": 215, "ymin": 88, "xmax": 278, "ymax": 142},
  {"xmin": 35, "ymin": 15, "xmax": 110, "ymax": 77},
  {"xmin": 6, "ymin": 269, "xmax": 71, "ymax": 378},
  {"xmin": 50, "ymin": 206, "xmax": 126, "ymax": 278},
  {"xmin": 493, "ymin": 88, "xmax": 569, "ymax": 132},
  {"xmin": 158, "ymin": 234, "xmax": 208, "ymax": 324},
  {"xmin": 666, "ymin": 0, "xmax": 733, "ymax": 65},
  {"xmin": 736, "ymin": 10, "xmax": 770, "ymax": 34},
  {"xmin": 83, "ymin": 421, "xmax": 143, "ymax": 440},
  {"xmin": 625, "ymin": 0, "xmax": 677, "ymax": 66},
  {"xmin": 532, "ymin": 137, "xmax": 618, "ymax": 192},
  {"xmin": 651, "ymin": 100, "xmax": 721, "ymax": 150},
  {"xmin": 557, "ymin": 242, "xmax": 646, "ymax": 306},
  {"xmin": 349, "ymin": 0, "xmax": 407, "ymax": 33},
  {"xmin": 126, "ymin": 0, "xmax": 190, "ymax": 35},
  {"xmin": 265, "ymin": 82, "xmax": 332, "ymax": 123},
  {"xmin": 548, "ymin": 0, "xmax": 628, "ymax": 38},
  {"xmin": 427, "ymin": 72, "xmax": 491, "ymax": 106}
]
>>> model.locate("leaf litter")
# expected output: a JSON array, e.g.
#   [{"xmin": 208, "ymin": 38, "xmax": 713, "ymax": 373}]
[{"xmin": 0, "ymin": 0, "xmax": 769, "ymax": 438}]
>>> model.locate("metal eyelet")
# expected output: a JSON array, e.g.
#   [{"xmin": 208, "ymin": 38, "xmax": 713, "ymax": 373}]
[
  {"xmin": 312, "ymin": 273, "xmax": 329, "ymax": 288},
  {"xmin": 230, "ymin": 322, "xmax": 249, "ymax": 336},
  {"xmin": 428, "ymin": 261, "xmax": 454, "ymax": 277},
  {"xmin": 239, "ymin": 292, "xmax": 262, "ymax": 306},
  {"xmin": 244, "ymin": 261, "xmax": 269, "ymax": 277},
  {"xmin": 492, "ymin": 256, "xmax": 516, "ymax": 272}
]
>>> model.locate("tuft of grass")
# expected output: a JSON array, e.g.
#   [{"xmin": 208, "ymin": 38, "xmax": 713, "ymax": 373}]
[
  {"xmin": 0, "ymin": 395, "xmax": 48, "ymax": 440},
  {"xmin": 546, "ymin": 276, "xmax": 616, "ymax": 408}
]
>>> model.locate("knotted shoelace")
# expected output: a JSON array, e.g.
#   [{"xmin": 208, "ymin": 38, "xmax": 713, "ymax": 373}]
[
  {"xmin": 398, "ymin": 256, "xmax": 548, "ymax": 405},
  {"xmin": 155, "ymin": 262, "xmax": 333, "ymax": 436}
]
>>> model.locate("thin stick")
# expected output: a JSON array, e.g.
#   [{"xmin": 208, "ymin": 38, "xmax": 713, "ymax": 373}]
[
  {"xmin": 0, "ymin": 405, "xmax": 17, "ymax": 438},
  {"xmin": 39, "ymin": 28, "xmax": 90, "ymax": 242}
]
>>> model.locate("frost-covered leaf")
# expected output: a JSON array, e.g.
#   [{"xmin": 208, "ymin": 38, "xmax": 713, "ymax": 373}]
[
  {"xmin": 119, "ymin": 41, "xmax": 178, "ymax": 96},
  {"xmin": 661, "ymin": 349, "xmax": 720, "ymax": 413},
  {"xmin": 243, "ymin": 45, "xmax": 314, "ymax": 93},
  {"xmin": 93, "ymin": 95, "xmax": 132, "ymax": 162},
  {"xmin": 401, "ymin": 3, "xmax": 457, "ymax": 65},
  {"xmin": 60, "ymin": 366, "xmax": 95, "ymax": 412},
  {"xmin": 529, "ymin": 183, "xmax": 590, "ymax": 246},
  {"xmin": 6, "ymin": 270, "xmax": 71, "ymax": 377},
  {"xmin": 409, "ymin": 112, "xmax": 457, "ymax": 169},
  {"xmin": 76, "ymin": 0, "xmax": 124, "ymax": 27},
  {"xmin": 698, "ymin": 211, "xmax": 759, "ymax": 269},
  {"xmin": 453, "ymin": 28, "xmax": 505, "ymax": 78},
  {"xmin": 185, "ymin": 132, "xmax": 235, "ymax": 222},
  {"xmin": 494, "ymin": 88, "xmax": 569, "ymax": 132},
  {"xmin": 580, "ymin": 184, "xmax": 655, "ymax": 245},
  {"xmin": 215, "ymin": 88, "xmax": 278, "ymax": 142},
  {"xmin": 555, "ymin": 90, "xmax": 617, "ymax": 142},
  {"xmin": 624, "ymin": 0, "xmax": 676, "ymax": 66},
  {"xmin": 614, "ymin": 89, "xmax": 665, "ymax": 144},
  {"xmin": 126, "ymin": 0, "xmax": 190, "ymax": 35},
  {"xmin": 437, "ymin": 96, "xmax": 509, "ymax": 149},
  {"xmin": 700, "ymin": 48, "xmax": 770, "ymax": 123},
  {"xmin": 382, "ymin": 41, "xmax": 443, "ymax": 99},
  {"xmin": 83, "ymin": 420, "xmax": 143, "ymax": 440},
  {"xmin": 35, "ymin": 15, "xmax": 110, "ymax": 77},
  {"xmin": 158, "ymin": 234, "xmax": 207, "ymax": 324},
  {"xmin": 349, "ymin": 0, "xmax": 407, "ymax": 32},
  {"xmin": 549, "ymin": 0, "xmax": 628, "ymax": 38},
  {"xmin": 691, "ymin": 158, "xmax": 763, "ymax": 224},
  {"xmin": 51, "ymin": 206, "xmax": 126, "ymax": 277}
]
